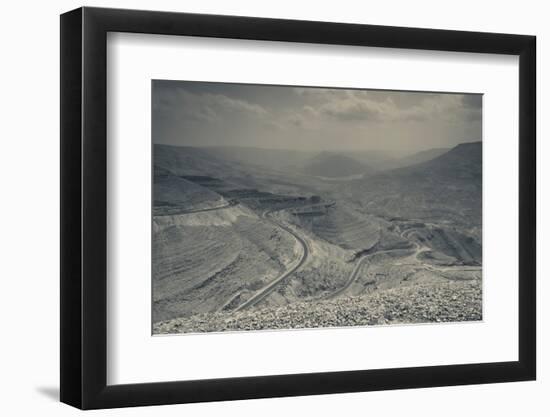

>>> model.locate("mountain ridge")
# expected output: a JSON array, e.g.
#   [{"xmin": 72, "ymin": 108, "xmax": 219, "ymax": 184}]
[{"xmin": 302, "ymin": 152, "xmax": 374, "ymax": 178}]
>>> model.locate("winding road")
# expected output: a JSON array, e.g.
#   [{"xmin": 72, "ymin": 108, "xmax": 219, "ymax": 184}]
[
  {"xmin": 234, "ymin": 209, "xmax": 309, "ymax": 311},
  {"xmin": 399, "ymin": 228, "xmax": 481, "ymax": 275},
  {"xmin": 327, "ymin": 226, "xmax": 481, "ymax": 299},
  {"xmin": 232, "ymin": 209, "xmax": 481, "ymax": 308},
  {"xmin": 325, "ymin": 247, "xmax": 408, "ymax": 300},
  {"xmin": 326, "ymin": 253, "xmax": 369, "ymax": 300}
]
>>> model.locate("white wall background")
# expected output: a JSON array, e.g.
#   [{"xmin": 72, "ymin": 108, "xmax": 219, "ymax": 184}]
[{"xmin": 0, "ymin": 0, "xmax": 545, "ymax": 415}]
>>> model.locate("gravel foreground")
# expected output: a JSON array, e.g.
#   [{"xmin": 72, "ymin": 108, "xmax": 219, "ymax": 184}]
[{"xmin": 153, "ymin": 280, "xmax": 482, "ymax": 334}]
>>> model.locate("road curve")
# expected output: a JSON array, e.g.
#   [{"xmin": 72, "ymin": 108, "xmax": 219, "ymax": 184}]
[
  {"xmin": 327, "ymin": 255, "xmax": 369, "ymax": 299},
  {"xmin": 325, "ymin": 247, "xmax": 404, "ymax": 300},
  {"xmin": 327, "ymin": 225, "xmax": 482, "ymax": 300},
  {"xmin": 400, "ymin": 228, "xmax": 481, "ymax": 275},
  {"xmin": 234, "ymin": 209, "xmax": 309, "ymax": 311}
]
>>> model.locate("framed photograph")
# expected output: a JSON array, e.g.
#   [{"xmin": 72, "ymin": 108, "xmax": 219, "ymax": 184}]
[{"xmin": 60, "ymin": 7, "xmax": 536, "ymax": 409}]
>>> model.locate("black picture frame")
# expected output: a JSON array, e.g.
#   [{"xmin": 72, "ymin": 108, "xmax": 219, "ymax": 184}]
[{"xmin": 60, "ymin": 6, "xmax": 536, "ymax": 410}]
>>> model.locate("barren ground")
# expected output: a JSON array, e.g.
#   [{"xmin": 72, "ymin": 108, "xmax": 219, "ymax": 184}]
[{"xmin": 152, "ymin": 143, "xmax": 483, "ymax": 332}]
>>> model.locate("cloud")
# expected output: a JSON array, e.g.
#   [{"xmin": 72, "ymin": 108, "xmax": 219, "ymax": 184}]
[
  {"xmin": 153, "ymin": 82, "xmax": 481, "ymax": 149},
  {"xmin": 460, "ymin": 95, "xmax": 483, "ymax": 121},
  {"xmin": 318, "ymin": 95, "xmax": 397, "ymax": 121},
  {"xmin": 293, "ymin": 87, "xmax": 348, "ymax": 101},
  {"xmin": 206, "ymin": 93, "xmax": 268, "ymax": 117},
  {"xmin": 287, "ymin": 113, "xmax": 307, "ymax": 127},
  {"xmin": 462, "ymin": 94, "xmax": 483, "ymax": 109},
  {"xmin": 293, "ymin": 90, "xmax": 481, "ymax": 124},
  {"xmin": 399, "ymin": 94, "xmax": 464, "ymax": 122},
  {"xmin": 263, "ymin": 119, "xmax": 285, "ymax": 131},
  {"xmin": 153, "ymin": 88, "xmax": 268, "ymax": 122}
]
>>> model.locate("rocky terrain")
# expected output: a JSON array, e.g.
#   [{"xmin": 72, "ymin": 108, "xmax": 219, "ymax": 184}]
[
  {"xmin": 153, "ymin": 166, "xmax": 228, "ymax": 215},
  {"xmin": 152, "ymin": 141, "xmax": 483, "ymax": 332},
  {"xmin": 348, "ymin": 142, "xmax": 482, "ymax": 226},
  {"xmin": 154, "ymin": 280, "xmax": 482, "ymax": 333}
]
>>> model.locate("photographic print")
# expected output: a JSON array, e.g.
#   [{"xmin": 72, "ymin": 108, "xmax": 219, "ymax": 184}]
[{"xmin": 152, "ymin": 81, "xmax": 482, "ymax": 335}]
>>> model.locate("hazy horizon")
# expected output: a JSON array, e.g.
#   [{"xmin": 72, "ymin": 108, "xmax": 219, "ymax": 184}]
[
  {"xmin": 154, "ymin": 140, "xmax": 483, "ymax": 159},
  {"xmin": 152, "ymin": 80, "xmax": 482, "ymax": 154}
]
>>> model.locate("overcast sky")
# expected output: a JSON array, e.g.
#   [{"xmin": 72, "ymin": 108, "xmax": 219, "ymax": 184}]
[{"xmin": 152, "ymin": 80, "xmax": 482, "ymax": 154}]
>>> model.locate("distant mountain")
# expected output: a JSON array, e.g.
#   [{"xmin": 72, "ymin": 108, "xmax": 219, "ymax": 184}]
[
  {"xmin": 198, "ymin": 146, "xmax": 314, "ymax": 172},
  {"xmin": 302, "ymin": 152, "xmax": 374, "ymax": 178},
  {"xmin": 346, "ymin": 141, "xmax": 482, "ymax": 228},
  {"xmin": 393, "ymin": 141, "xmax": 481, "ymax": 180},
  {"xmin": 153, "ymin": 144, "xmax": 322, "ymax": 196},
  {"xmin": 204, "ymin": 146, "xmax": 407, "ymax": 173},
  {"xmin": 338, "ymin": 149, "xmax": 398, "ymax": 171},
  {"xmin": 154, "ymin": 145, "xmax": 238, "ymax": 177},
  {"xmin": 388, "ymin": 147, "xmax": 450, "ymax": 170}
]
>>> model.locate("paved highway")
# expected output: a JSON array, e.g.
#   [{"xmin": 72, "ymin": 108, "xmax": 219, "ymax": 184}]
[
  {"xmin": 234, "ymin": 209, "xmax": 309, "ymax": 311},
  {"xmin": 325, "ymin": 247, "xmax": 403, "ymax": 300}
]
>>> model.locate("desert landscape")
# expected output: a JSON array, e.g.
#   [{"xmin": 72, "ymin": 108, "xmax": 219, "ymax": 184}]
[{"xmin": 151, "ymin": 81, "xmax": 482, "ymax": 334}]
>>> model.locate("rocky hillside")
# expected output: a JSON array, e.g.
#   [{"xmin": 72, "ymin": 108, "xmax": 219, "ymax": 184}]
[
  {"xmin": 394, "ymin": 141, "xmax": 481, "ymax": 180},
  {"xmin": 387, "ymin": 147, "xmax": 450, "ymax": 169},
  {"xmin": 346, "ymin": 141, "xmax": 482, "ymax": 229},
  {"xmin": 154, "ymin": 166, "xmax": 227, "ymax": 215},
  {"xmin": 154, "ymin": 280, "xmax": 482, "ymax": 333}
]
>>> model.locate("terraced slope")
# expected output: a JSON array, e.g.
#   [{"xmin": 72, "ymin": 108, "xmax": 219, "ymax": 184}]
[
  {"xmin": 152, "ymin": 205, "xmax": 299, "ymax": 322},
  {"xmin": 154, "ymin": 166, "xmax": 227, "ymax": 215},
  {"xmin": 412, "ymin": 226, "xmax": 482, "ymax": 265},
  {"xmin": 310, "ymin": 208, "xmax": 379, "ymax": 250}
]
